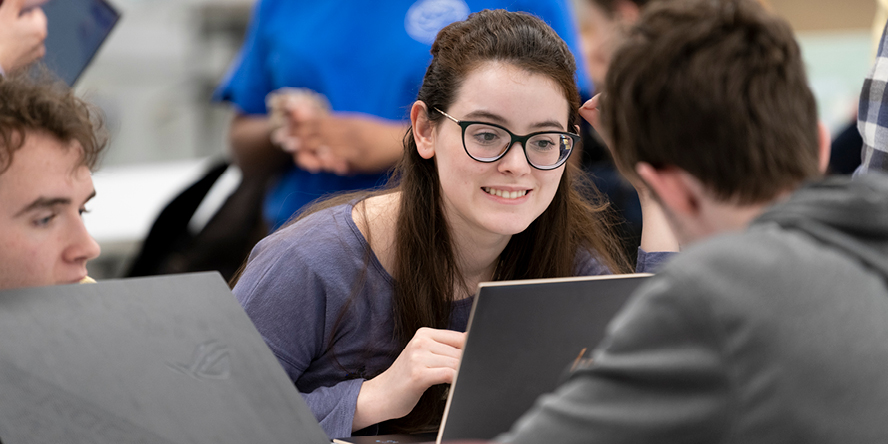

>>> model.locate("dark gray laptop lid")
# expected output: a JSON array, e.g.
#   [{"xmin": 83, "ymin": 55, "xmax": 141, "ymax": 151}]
[
  {"xmin": 0, "ymin": 272, "xmax": 329, "ymax": 444},
  {"xmin": 437, "ymin": 273, "xmax": 650, "ymax": 442}
]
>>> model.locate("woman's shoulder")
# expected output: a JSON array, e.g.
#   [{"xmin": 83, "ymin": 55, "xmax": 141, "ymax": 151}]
[
  {"xmin": 573, "ymin": 247, "xmax": 613, "ymax": 276},
  {"xmin": 351, "ymin": 192, "xmax": 400, "ymax": 274},
  {"xmin": 234, "ymin": 201, "xmax": 377, "ymax": 305},
  {"xmin": 251, "ymin": 202, "xmax": 366, "ymax": 269},
  {"xmin": 573, "ymin": 247, "xmax": 678, "ymax": 276}
]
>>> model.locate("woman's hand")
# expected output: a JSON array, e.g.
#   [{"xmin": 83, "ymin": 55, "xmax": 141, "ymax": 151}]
[
  {"xmin": 580, "ymin": 94, "xmax": 638, "ymax": 183},
  {"xmin": 578, "ymin": 94, "xmax": 605, "ymax": 139},
  {"xmin": 353, "ymin": 327, "xmax": 466, "ymax": 432},
  {"xmin": 580, "ymin": 94, "xmax": 679, "ymax": 253}
]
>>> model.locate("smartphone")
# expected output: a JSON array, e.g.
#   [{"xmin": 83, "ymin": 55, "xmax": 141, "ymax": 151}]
[{"xmin": 38, "ymin": 0, "xmax": 120, "ymax": 85}]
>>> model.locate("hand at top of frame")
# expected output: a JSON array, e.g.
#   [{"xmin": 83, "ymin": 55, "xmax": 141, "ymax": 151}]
[{"xmin": 0, "ymin": 0, "xmax": 47, "ymax": 74}]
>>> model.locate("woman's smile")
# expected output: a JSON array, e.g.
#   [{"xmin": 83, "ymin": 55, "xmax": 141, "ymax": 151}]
[{"xmin": 482, "ymin": 187, "xmax": 531, "ymax": 200}]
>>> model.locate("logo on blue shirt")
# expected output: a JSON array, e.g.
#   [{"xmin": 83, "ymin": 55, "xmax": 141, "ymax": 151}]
[{"xmin": 405, "ymin": 0, "xmax": 470, "ymax": 44}]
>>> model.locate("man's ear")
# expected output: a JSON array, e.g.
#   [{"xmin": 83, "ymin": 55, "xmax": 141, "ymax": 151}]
[
  {"xmin": 411, "ymin": 101, "xmax": 435, "ymax": 160},
  {"xmin": 817, "ymin": 121, "xmax": 831, "ymax": 174},
  {"xmin": 636, "ymin": 162, "xmax": 703, "ymax": 218}
]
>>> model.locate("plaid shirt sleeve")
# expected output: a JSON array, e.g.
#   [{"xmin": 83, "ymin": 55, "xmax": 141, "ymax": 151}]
[{"xmin": 858, "ymin": 21, "xmax": 888, "ymax": 174}]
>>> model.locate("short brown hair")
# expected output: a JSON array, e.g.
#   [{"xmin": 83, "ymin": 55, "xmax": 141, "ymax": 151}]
[
  {"xmin": 0, "ymin": 71, "xmax": 108, "ymax": 174},
  {"xmin": 601, "ymin": 0, "xmax": 820, "ymax": 204}
]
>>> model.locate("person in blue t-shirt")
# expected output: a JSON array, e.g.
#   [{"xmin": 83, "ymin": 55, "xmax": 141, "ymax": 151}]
[{"xmin": 215, "ymin": 0, "xmax": 592, "ymax": 230}]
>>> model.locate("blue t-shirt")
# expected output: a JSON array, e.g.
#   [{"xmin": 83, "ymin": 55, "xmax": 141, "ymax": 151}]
[{"xmin": 216, "ymin": 0, "xmax": 592, "ymax": 229}]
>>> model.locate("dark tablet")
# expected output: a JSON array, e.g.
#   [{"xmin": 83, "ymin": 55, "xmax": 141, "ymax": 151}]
[{"xmin": 39, "ymin": 0, "xmax": 120, "ymax": 85}]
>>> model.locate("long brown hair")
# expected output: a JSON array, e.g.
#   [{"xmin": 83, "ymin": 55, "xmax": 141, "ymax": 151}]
[
  {"xmin": 255, "ymin": 9, "xmax": 633, "ymax": 433},
  {"xmin": 387, "ymin": 9, "xmax": 631, "ymax": 431}
]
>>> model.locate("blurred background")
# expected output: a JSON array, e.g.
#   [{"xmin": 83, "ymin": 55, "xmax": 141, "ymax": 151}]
[
  {"xmin": 78, "ymin": 0, "xmax": 879, "ymax": 279},
  {"xmin": 78, "ymin": 0, "xmax": 252, "ymax": 278}
]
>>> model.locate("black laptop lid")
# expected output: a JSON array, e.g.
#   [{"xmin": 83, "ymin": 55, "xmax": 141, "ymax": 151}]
[
  {"xmin": 0, "ymin": 272, "xmax": 329, "ymax": 444},
  {"xmin": 438, "ymin": 274, "xmax": 650, "ymax": 442}
]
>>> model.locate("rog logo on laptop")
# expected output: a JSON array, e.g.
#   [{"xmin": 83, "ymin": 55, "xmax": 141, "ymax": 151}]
[
  {"xmin": 167, "ymin": 340, "xmax": 231, "ymax": 380},
  {"xmin": 569, "ymin": 347, "xmax": 595, "ymax": 372}
]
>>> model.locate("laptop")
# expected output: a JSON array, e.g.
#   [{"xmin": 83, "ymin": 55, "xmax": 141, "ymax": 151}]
[
  {"xmin": 337, "ymin": 273, "xmax": 650, "ymax": 444},
  {"xmin": 0, "ymin": 272, "xmax": 330, "ymax": 444},
  {"xmin": 39, "ymin": 0, "xmax": 121, "ymax": 85}
]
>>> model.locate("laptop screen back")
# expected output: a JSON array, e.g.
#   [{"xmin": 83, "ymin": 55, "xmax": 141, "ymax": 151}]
[
  {"xmin": 438, "ymin": 274, "xmax": 650, "ymax": 442},
  {"xmin": 0, "ymin": 272, "xmax": 329, "ymax": 444}
]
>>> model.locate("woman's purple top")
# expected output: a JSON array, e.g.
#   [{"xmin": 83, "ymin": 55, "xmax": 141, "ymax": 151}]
[{"xmin": 232, "ymin": 202, "xmax": 670, "ymax": 438}]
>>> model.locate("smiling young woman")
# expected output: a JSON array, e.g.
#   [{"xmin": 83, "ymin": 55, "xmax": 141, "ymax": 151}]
[{"xmin": 231, "ymin": 9, "xmax": 670, "ymax": 439}]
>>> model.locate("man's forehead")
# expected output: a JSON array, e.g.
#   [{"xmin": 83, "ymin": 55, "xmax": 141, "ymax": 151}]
[
  {"xmin": 10, "ymin": 131, "xmax": 85, "ymax": 169},
  {"xmin": 0, "ymin": 133, "xmax": 93, "ymax": 212}
]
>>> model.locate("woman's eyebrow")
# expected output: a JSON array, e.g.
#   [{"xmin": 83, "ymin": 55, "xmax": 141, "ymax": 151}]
[
  {"xmin": 463, "ymin": 110, "xmax": 508, "ymax": 124},
  {"xmin": 462, "ymin": 110, "xmax": 565, "ymax": 131},
  {"xmin": 528, "ymin": 120, "xmax": 566, "ymax": 131}
]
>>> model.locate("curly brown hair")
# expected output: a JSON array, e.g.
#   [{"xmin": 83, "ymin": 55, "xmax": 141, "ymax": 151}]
[{"xmin": 0, "ymin": 70, "xmax": 108, "ymax": 174}]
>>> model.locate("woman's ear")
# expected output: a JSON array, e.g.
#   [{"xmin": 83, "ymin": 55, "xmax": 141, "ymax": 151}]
[{"xmin": 411, "ymin": 101, "xmax": 436, "ymax": 160}]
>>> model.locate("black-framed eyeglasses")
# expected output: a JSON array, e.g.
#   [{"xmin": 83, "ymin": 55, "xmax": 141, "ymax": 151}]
[{"xmin": 434, "ymin": 107, "xmax": 578, "ymax": 170}]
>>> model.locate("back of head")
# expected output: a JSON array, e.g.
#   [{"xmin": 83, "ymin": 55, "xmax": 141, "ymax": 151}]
[
  {"xmin": 602, "ymin": 0, "xmax": 820, "ymax": 204},
  {"xmin": 0, "ymin": 71, "xmax": 107, "ymax": 174}
]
